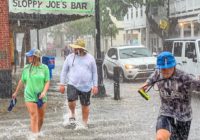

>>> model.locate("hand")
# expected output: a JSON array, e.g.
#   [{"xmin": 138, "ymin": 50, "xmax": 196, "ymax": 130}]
[
  {"xmin": 39, "ymin": 92, "xmax": 46, "ymax": 99},
  {"xmin": 59, "ymin": 85, "xmax": 65, "ymax": 94},
  {"xmin": 91, "ymin": 86, "xmax": 98, "ymax": 95},
  {"xmin": 140, "ymin": 83, "xmax": 149, "ymax": 91},
  {"xmin": 12, "ymin": 92, "xmax": 17, "ymax": 99}
]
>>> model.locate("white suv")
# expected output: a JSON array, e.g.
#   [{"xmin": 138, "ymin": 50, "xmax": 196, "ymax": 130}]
[{"xmin": 103, "ymin": 45, "xmax": 156, "ymax": 82}]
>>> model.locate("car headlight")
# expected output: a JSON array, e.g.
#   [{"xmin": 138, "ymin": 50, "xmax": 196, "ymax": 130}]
[{"xmin": 125, "ymin": 64, "xmax": 136, "ymax": 69}]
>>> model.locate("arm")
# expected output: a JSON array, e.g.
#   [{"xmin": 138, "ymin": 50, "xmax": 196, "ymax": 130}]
[
  {"xmin": 182, "ymin": 74, "xmax": 200, "ymax": 91},
  {"xmin": 39, "ymin": 81, "xmax": 50, "ymax": 99},
  {"xmin": 59, "ymin": 57, "xmax": 69, "ymax": 94},
  {"xmin": 91, "ymin": 58, "xmax": 98, "ymax": 95},
  {"xmin": 12, "ymin": 79, "xmax": 24, "ymax": 99},
  {"xmin": 140, "ymin": 70, "xmax": 159, "ymax": 91}
]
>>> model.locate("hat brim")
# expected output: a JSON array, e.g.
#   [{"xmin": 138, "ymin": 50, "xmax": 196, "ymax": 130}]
[
  {"xmin": 69, "ymin": 44, "xmax": 86, "ymax": 50},
  {"xmin": 156, "ymin": 62, "xmax": 176, "ymax": 69},
  {"xmin": 25, "ymin": 52, "xmax": 33, "ymax": 57}
]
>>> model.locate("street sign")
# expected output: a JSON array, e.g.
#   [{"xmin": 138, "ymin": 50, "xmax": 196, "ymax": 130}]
[
  {"xmin": 159, "ymin": 19, "xmax": 169, "ymax": 30},
  {"xmin": 9, "ymin": 0, "xmax": 95, "ymax": 15}
]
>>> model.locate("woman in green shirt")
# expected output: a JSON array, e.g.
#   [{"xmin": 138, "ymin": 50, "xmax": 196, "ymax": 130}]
[{"xmin": 12, "ymin": 49, "xmax": 50, "ymax": 134}]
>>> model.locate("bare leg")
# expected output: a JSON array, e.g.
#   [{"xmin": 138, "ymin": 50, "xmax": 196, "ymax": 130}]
[
  {"xmin": 82, "ymin": 105, "xmax": 89, "ymax": 125},
  {"xmin": 26, "ymin": 102, "xmax": 39, "ymax": 133},
  {"xmin": 68, "ymin": 101, "xmax": 76, "ymax": 118},
  {"xmin": 156, "ymin": 129, "xmax": 171, "ymax": 140},
  {"xmin": 38, "ymin": 103, "xmax": 47, "ymax": 131}
]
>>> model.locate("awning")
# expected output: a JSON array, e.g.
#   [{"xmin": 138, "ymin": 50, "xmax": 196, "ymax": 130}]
[{"xmin": 9, "ymin": 0, "xmax": 95, "ymax": 29}]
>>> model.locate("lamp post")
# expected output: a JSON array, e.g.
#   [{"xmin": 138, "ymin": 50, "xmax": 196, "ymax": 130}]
[{"xmin": 94, "ymin": 0, "xmax": 106, "ymax": 97}]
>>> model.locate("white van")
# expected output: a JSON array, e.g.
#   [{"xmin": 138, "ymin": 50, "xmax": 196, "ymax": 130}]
[{"xmin": 164, "ymin": 37, "xmax": 200, "ymax": 80}]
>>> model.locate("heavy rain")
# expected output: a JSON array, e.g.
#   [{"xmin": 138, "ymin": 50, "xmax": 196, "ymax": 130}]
[{"xmin": 0, "ymin": 0, "xmax": 200, "ymax": 140}]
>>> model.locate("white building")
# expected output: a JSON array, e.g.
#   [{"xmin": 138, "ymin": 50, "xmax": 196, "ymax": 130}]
[
  {"xmin": 123, "ymin": 3, "xmax": 162, "ymax": 53},
  {"xmin": 170, "ymin": 0, "xmax": 200, "ymax": 37},
  {"xmin": 124, "ymin": 5, "xmax": 146, "ymax": 46}
]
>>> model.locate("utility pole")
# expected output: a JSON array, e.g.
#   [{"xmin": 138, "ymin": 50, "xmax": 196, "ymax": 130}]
[
  {"xmin": 37, "ymin": 29, "xmax": 40, "ymax": 49},
  {"xmin": 94, "ymin": 0, "xmax": 106, "ymax": 97}
]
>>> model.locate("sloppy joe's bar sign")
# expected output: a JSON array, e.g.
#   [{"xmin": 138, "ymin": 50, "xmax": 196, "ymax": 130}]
[{"xmin": 9, "ymin": 0, "xmax": 95, "ymax": 15}]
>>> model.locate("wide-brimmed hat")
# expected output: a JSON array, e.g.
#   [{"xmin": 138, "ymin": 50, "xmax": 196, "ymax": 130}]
[
  {"xmin": 69, "ymin": 39, "xmax": 86, "ymax": 50},
  {"xmin": 25, "ymin": 48, "xmax": 42, "ymax": 57}
]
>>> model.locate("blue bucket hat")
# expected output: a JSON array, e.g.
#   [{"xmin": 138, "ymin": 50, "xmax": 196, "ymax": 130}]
[
  {"xmin": 25, "ymin": 48, "xmax": 42, "ymax": 57},
  {"xmin": 157, "ymin": 51, "xmax": 176, "ymax": 69}
]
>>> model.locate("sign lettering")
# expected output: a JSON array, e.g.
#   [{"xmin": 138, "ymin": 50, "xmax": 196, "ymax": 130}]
[{"xmin": 9, "ymin": 0, "xmax": 95, "ymax": 15}]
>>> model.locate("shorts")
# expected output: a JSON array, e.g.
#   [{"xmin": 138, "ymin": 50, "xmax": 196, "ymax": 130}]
[
  {"xmin": 156, "ymin": 115, "xmax": 191, "ymax": 140},
  {"xmin": 67, "ymin": 84, "xmax": 91, "ymax": 106}
]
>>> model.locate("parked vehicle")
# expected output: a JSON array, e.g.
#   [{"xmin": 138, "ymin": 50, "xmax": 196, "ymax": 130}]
[
  {"xmin": 164, "ymin": 37, "xmax": 200, "ymax": 80},
  {"xmin": 103, "ymin": 45, "xmax": 156, "ymax": 82}
]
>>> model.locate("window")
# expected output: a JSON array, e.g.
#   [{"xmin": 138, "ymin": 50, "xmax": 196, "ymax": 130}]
[
  {"xmin": 119, "ymin": 48, "xmax": 151, "ymax": 59},
  {"xmin": 185, "ymin": 42, "xmax": 196, "ymax": 58},
  {"xmin": 163, "ymin": 41, "xmax": 173, "ymax": 53},
  {"xmin": 136, "ymin": 8, "xmax": 138, "ymax": 18},
  {"xmin": 173, "ymin": 42, "xmax": 182, "ymax": 57},
  {"xmin": 107, "ymin": 48, "xmax": 118, "ymax": 59},
  {"xmin": 140, "ymin": 5, "xmax": 143, "ymax": 17},
  {"xmin": 131, "ymin": 8, "xmax": 133, "ymax": 19}
]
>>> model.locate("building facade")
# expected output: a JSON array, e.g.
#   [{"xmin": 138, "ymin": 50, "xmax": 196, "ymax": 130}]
[
  {"xmin": 170, "ymin": 0, "xmax": 200, "ymax": 37},
  {"xmin": 123, "ymin": 5, "xmax": 146, "ymax": 46},
  {"xmin": 123, "ymin": 3, "xmax": 162, "ymax": 53}
]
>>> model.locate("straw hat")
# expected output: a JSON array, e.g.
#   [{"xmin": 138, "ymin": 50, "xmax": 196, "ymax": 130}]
[{"xmin": 69, "ymin": 39, "xmax": 87, "ymax": 50}]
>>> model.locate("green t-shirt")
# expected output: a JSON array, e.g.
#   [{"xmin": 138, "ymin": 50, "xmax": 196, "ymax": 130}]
[{"xmin": 21, "ymin": 64, "xmax": 50, "ymax": 102}]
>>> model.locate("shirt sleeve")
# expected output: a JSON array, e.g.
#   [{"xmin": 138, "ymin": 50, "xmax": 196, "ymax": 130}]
[
  {"xmin": 60, "ymin": 56, "xmax": 69, "ymax": 85},
  {"xmin": 91, "ymin": 57, "xmax": 98, "ymax": 87},
  {"xmin": 21, "ymin": 65, "xmax": 29, "ymax": 84},
  {"xmin": 146, "ymin": 69, "xmax": 160, "ymax": 86},
  {"xmin": 182, "ymin": 73, "xmax": 200, "ymax": 91}
]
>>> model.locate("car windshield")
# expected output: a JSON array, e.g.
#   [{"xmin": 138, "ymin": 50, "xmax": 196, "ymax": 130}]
[{"xmin": 119, "ymin": 48, "xmax": 152, "ymax": 59}]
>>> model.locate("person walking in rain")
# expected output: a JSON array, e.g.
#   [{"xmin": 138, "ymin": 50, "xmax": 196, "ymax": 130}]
[
  {"xmin": 140, "ymin": 51, "xmax": 200, "ymax": 140},
  {"xmin": 63, "ymin": 45, "xmax": 71, "ymax": 60},
  {"xmin": 59, "ymin": 38, "xmax": 98, "ymax": 129},
  {"xmin": 12, "ymin": 48, "xmax": 50, "ymax": 135}
]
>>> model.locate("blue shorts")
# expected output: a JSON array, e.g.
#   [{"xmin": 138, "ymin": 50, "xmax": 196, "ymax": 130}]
[
  {"xmin": 156, "ymin": 115, "xmax": 191, "ymax": 140},
  {"xmin": 67, "ymin": 85, "xmax": 91, "ymax": 106}
]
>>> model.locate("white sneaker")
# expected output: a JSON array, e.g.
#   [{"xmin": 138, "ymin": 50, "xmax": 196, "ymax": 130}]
[
  {"xmin": 63, "ymin": 117, "xmax": 76, "ymax": 127},
  {"xmin": 27, "ymin": 132, "xmax": 39, "ymax": 140},
  {"xmin": 74, "ymin": 123, "xmax": 88, "ymax": 130}
]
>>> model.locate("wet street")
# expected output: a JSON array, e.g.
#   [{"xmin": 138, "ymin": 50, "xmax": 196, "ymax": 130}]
[{"xmin": 0, "ymin": 56, "xmax": 200, "ymax": 140}]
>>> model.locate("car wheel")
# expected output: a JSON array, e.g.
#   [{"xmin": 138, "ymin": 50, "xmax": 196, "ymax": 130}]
[
  {"xmin": 119, "ymin": 69, "xmax": 125, "ymax": 83},
  {"xmin": 103, "ymin": 67, "xmax": 109, "ymax": 79}
]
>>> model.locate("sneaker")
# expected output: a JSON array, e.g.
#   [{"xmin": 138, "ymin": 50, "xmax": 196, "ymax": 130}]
[
  {"xmin": 63, "ymin": 117, "xmax": 76, "ymax": 127},
  {"xmin": 74, "ymin": 123, "xmax": 88, "ymax": 130},
  {"xmin": 69, "ymin": 117, "xmax": 76, "ymax": 126}
]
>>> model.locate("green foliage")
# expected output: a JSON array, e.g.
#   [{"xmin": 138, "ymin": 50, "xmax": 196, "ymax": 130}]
[
  {"xmin": 48, "ymin": 0, "xmax": 167, "ymax": 41},
  {"xmin": 64, "ymin": 17, "xmax": 95, "ymax": 38},
  {"xmin": 104, "ymin": 0, "xmax": 165, "ymax": 19},
  {"xmin": 47, "ymin": 17, "xmax": 95, "ymax": 43}
]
